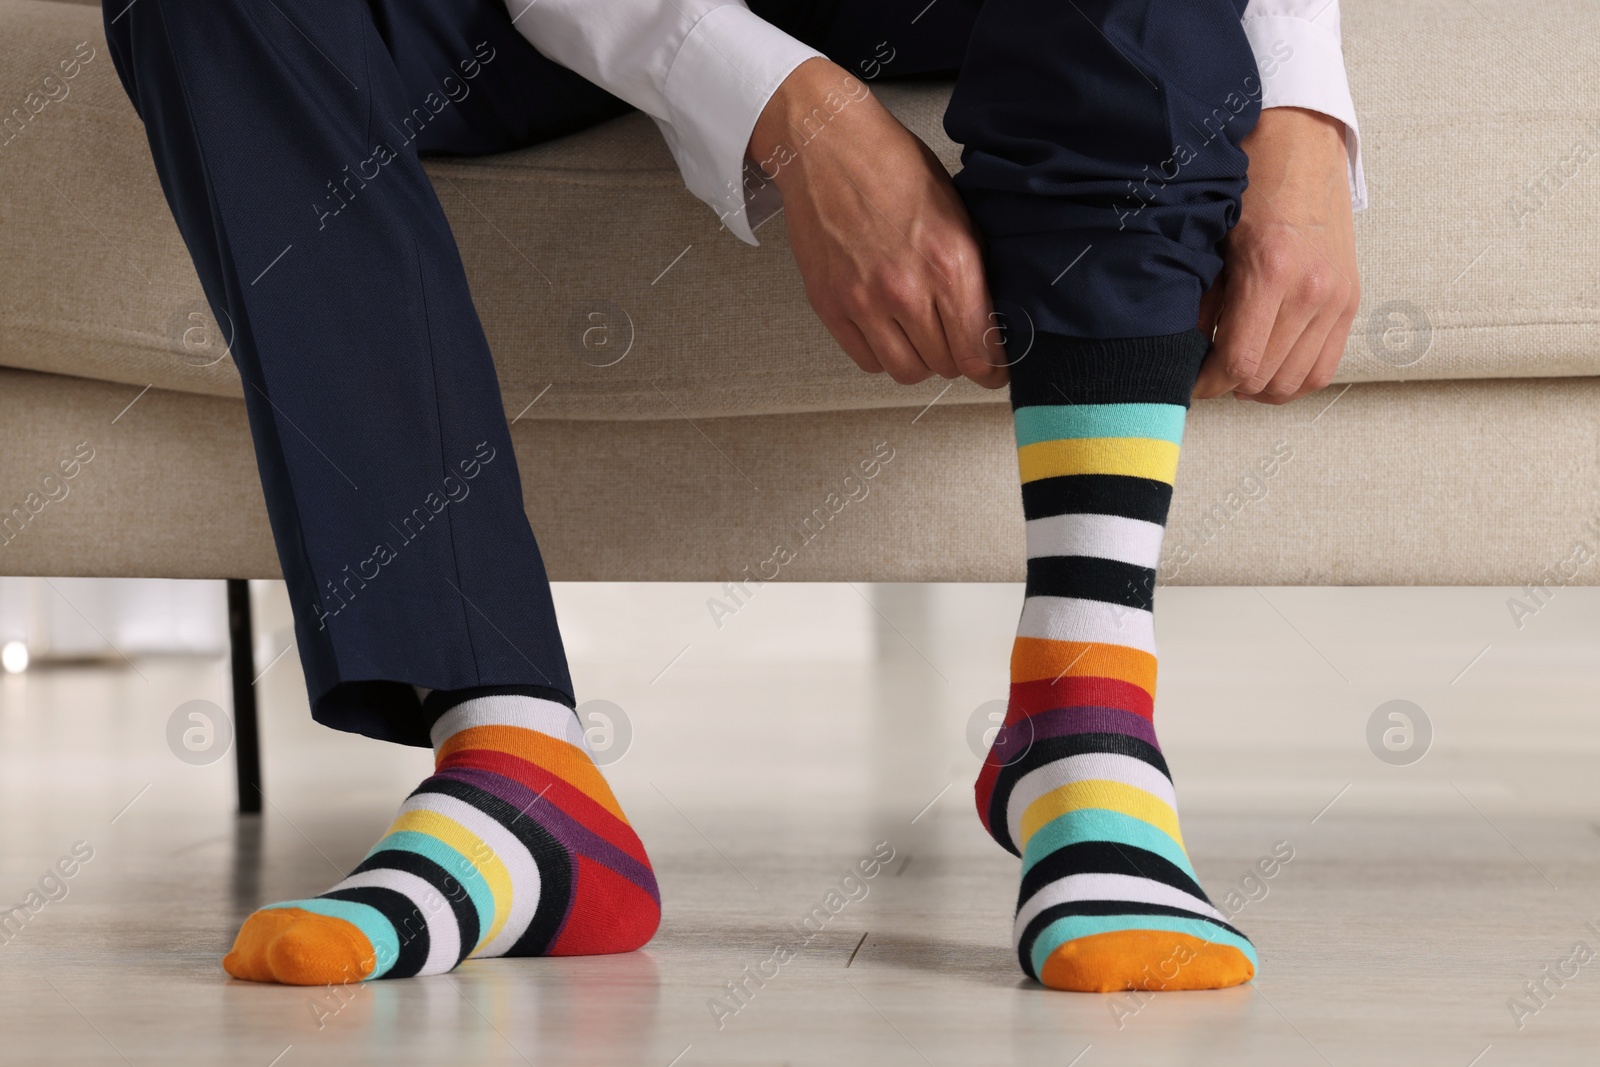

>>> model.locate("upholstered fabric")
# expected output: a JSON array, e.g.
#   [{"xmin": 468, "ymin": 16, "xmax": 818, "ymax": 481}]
[
  {"xmin": 4, "ymin": 366, "xmax": 1596, "ymax": 585},
  {"xmin": 4, "ymin": 0, "xmax": 1598, "ymax": 587},
  {"xmin": 2, "ymin": 0, "xmax": 1598, "ymax": 423}
]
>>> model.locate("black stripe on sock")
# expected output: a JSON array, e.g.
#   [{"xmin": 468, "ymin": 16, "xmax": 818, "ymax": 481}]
[
  {"xmin": 411, "ymin": 777, "xmax": 575, "ymax": 956},
  {"xmin": 1026, "ymin": 556, "xmax": 1155, "ymax": 611},
  {"xmin": 1009, "ymin": 330, "xmax": 1209, "ymax": 410},
  {"xmin": 1016, "ymin": 900, "xmax": 1249, "ymax": 982},
  {"xmin": 987, "ymin": 734, "xmax": 1172, "ymax": 853},
  {"xmin": 351, "ymin": 849, "xmax": 481, "ymax": 967},
  {"xmin": 321, "ymin": 886, "xmax": 431, "ymax": 979},
  {"xmin": 1018, "ymin": 841, "xmax": 1208, "ymax": 908},
  {"xmin": 1022, "ymin": 475, "xmax": 1173, "ymax": 526}
]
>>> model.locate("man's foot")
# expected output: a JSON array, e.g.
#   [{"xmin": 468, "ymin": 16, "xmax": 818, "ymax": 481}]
[
  {"xmin": 977, "ymin": 335, "xmax": 1256, "ymax": 993},
  {"xmin": 224, "ymin": 690, "xmax": 659, "ymax": 984}
]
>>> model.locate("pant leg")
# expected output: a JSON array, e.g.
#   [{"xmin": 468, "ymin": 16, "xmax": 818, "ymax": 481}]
[
  {"xmin": 103, "ymin": 0, "xmax": 625, "ymax": 746},
  {"xmin": 944, "ymin": 0, "xmax": 1261, "ymax": 340},
  {"xmin": 752, "ymin": 0, "xmax": 982, "ymax": 77}
]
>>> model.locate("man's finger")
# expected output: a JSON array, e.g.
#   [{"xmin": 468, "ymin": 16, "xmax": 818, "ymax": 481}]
[
  {"xmin": 895, "ymin": 302, "xmax": 960, "ymax": 380},
  {"xmin": 1278, "ymin": 296, "xmax": 1359, "ymax": 403},
  {"xmin": 1196, "ymin": 275, "xmax": 1279, "ymax": 399},
  {"xmin": 825, "ymin": 314, "xmax": 884, "ymax": 376},
  {"xmin": 857, "ymin": 317, "xmax": 932, "ymax": 385},
  {"xmin": 936, "ymin": 268, "xmax": 1007, "ymax": 388},
  {"xmin": 1249, "ymin": 305, "xmax": 1337, "ymax": 403},
  {"xmin": 1197, "ymin": 276, "xmax": 1225, "ymax": 340},
  {"xmin": 1233, "ymin": 281, "xmax": 1316, "ymax": 397}
]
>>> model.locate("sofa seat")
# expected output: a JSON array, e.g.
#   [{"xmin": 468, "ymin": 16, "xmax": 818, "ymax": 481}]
[{"xmin": 2, "ymin": 0, "xmax": 1598, "ymax": 584}]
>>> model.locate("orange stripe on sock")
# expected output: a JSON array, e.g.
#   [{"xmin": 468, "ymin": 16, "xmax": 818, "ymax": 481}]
[
  {"xmin": 437, "ymin": 725, "xmax": 628, "ymax": 825},
  {"xmin": 1011, "ymin": 638, "xmax": 1157, "ymax": 697}
]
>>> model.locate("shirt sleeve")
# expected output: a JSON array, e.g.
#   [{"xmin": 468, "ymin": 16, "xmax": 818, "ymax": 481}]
[
  {"xmin": 1242, "ymin": 0, "xmax": 1368, "ymax": 210},
  {"xmin": 504, "ymin": 0, "xmax": 822, "ymax": 245}
]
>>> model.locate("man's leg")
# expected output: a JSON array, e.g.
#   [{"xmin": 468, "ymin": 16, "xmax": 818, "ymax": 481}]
[
  {"xmin": 811, "ymin": 0, "xmax": 1261, "ymax": 991},
  {"xmin": 950, "ymin": 0, "xmax": 1262, "ymax": 992},
  {"xmin": 104, "ymin": 0, "xmax": 655, "ymax": 983}
]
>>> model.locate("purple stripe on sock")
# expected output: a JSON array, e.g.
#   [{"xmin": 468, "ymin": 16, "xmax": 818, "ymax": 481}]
[
  {"xmin": 436, "ymin": 766, "xmax": 659, "ymax": 902},
  {"xmin": 997, "ymin": 705, "xmax": 1161, "ymax": 753}
]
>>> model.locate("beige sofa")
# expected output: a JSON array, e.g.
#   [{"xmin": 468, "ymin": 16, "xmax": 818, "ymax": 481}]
[{"xmin": 4, "ymin": 0, "xmax": 1599, "ymax": 591}]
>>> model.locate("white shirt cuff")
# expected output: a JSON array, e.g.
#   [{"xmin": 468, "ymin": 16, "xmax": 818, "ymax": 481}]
[
  {"xmin": 655, "ymin": 5, "xmax": 822, "ymax": 245},
  {"xmin": 1244, "ymin": 12, "xmax": 1368, "ymax": 210}
]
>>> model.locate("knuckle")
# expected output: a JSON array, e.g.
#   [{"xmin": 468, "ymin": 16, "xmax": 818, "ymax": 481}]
[
  {"xmin": 835, "ymin": 283, "xmax": 871, "ymax": 316},
  {"xmin": 874, "ymin": 269, "xmax": 922, "ymax": 309},
  {"xmin": 1297, "ymin": 265, "xmax": 1335, "ymax": 304},
  {"xmin": 930, "ymin": 247, "xmax": 967, "ymax": 281},
  {"xmin": 844, "ymin": 283, "xmax": 883, "ymax": 316},
  {"xmin": 1225, "ymin": 356, "xmax": 1261, "ymax": 382},
  {"xmin": 1256, "ymin": 246, "xmax": 1298, "ymax": 287}
]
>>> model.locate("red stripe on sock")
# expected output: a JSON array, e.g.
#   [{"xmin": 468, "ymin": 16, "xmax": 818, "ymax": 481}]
[
  {"xmin": 1008, "ymin": 676, "xmax": 1154, "ymax": 723},
  {"xmin": 549, "ymin": 856, "xmax": 661, "ymax": 956},
  {"xmin": 974, "ymin": 676, "xmax": 1156, "ymax": 837},
  {"xmin": 975, "ymin": 763, "xmax": 1000, "ymax": 836}
]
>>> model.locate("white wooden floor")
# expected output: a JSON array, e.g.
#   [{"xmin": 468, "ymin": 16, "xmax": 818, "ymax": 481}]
[{"xmin": 1, "ymin": 584, "xmax": 1598, "ymax": 1066}]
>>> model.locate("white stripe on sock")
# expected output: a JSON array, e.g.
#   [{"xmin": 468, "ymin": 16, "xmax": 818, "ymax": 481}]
[
  {"xmin": 1006, "ymin": 753, "xmax": 1177, "ymax": 853},
  {"xmin": 330, "ymin": 867, "xmax": 461, "ymax": 976},
  {"xmin": 1025, "ymin": 513, "xmax": 1166, "ymax": 566},
  {"xmin": 396, "ymin": 792, "xmax": 543, "ymax": 958},
  {"xmin": 429, "ymin": 695, "xmax": 586, "ymax": 751},
  {"xmin": 1016, "ymin": 596, "xmax": 1155, "ymax": 653},
  {"xmin": 1012, "ymin": 872, "xmax": 1229, "ymax": 946}
]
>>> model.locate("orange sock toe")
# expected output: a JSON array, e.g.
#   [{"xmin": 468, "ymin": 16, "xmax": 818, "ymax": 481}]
[
  {"xmin": 1038, "ymin": 931, "xmax": 1254, "ymax": 993},
  {"xmin": 224, "ymin": 908, "xmax": 376, "ymax": 986},
  {"xmin": 223, "ymin": 908, "xmax": 305, "ymax": 982}
]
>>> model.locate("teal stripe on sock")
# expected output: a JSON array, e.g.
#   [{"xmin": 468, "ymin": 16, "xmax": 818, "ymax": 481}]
[
  {"xmin": 370, "ymin": 830, "xmax": 496, "ymax": 949},
  {"xmin": 1030, "ymin": 913, "xmax": 1259, "ymax": 978},
  {"xmin": 1012, "ymin": 403, "xmax": 1187, "ymax": 447},
  {"xmin": 1021, "ymin": 809, "xmax": 1198, "ymax": 884},
  {"xmin": 265, "ymin": 898, "xmax": 403, "ymax": 979}
]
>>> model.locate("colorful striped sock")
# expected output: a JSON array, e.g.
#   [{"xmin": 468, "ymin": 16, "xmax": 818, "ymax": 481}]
[
  {"xmin": 224, "ymin": 689, "xmax": 659, "ymax": 984},
  {"xmin": 976, "ymin": 331, "xmax": 1256, "ymax": 993}
]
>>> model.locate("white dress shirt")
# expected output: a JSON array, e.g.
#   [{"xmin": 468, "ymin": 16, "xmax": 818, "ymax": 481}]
[{"xmin": 506, "ymin": 0, "xmax": 1365, "ymax": 246}]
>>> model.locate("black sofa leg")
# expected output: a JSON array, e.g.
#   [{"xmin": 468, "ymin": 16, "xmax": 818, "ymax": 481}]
[{"xmin": 227, "ymin": 579, "xmax": 262, "ymax": 815}]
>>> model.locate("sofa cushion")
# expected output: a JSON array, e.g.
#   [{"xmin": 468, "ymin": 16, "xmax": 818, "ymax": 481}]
[{"xmin": 2, "ymin": 0, "xmax": 1597, "ymax": 422}]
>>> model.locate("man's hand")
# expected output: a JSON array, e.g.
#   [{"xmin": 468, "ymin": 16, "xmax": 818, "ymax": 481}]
[
  {"xmin": 750, "ymin": 59, "xmax": 1006, "ymax": 388},
  {"xmin": 1194, "ymin": 107, "xmax": 1360, "ymax": 403}
]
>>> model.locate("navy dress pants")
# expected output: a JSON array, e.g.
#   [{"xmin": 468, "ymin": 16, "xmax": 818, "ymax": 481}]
[{"xmin": 103, "ymin": 0, "xmax": 1258, "ymax": 746}]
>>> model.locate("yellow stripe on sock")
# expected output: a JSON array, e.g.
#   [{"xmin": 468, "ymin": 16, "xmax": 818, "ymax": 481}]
[
  {"xmin": 385, "ymin": 808, "xmax": 515, "ymax": 950},
  {"xmin": 1017, "ymin": 437, "xmax": 1180, "ymax": 485},
  {"xmin": 1019, "ymin": 780, "xmax": 1185, "ymax": 852}
]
